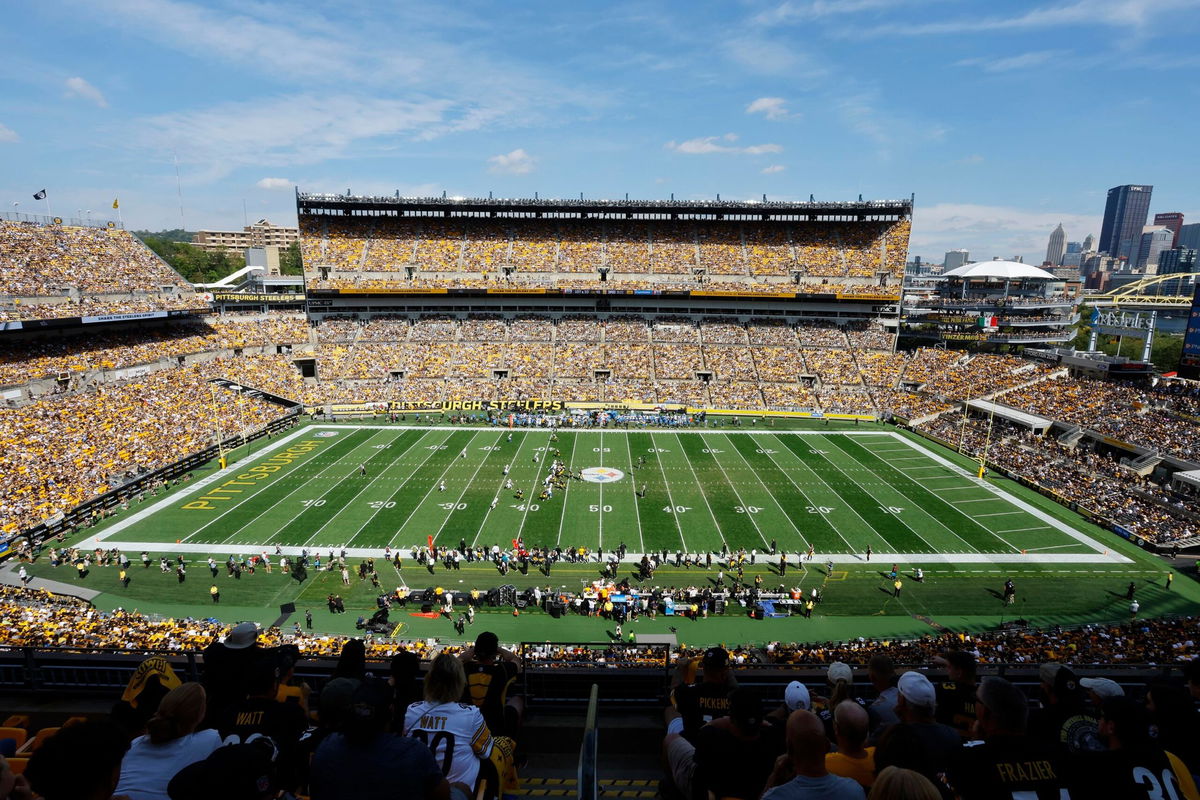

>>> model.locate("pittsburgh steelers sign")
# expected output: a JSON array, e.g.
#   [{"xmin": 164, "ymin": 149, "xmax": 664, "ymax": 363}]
[{"xmin": 581, "ymin": 467, "xmax": 625, "ymax": 484}]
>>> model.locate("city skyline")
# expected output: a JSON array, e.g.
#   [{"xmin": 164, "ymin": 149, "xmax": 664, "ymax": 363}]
[{"xmin": 2, "ymin": 0, "xmax": 1199, "ymax": 264}]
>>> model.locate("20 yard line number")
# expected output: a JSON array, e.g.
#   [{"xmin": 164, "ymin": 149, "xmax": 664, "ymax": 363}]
[{"xmin": 735, "ymin": 505, "xmax": 835, "ymax": 514}]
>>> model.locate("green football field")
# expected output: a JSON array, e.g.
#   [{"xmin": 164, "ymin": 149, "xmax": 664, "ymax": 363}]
[{"xmin": 94, "ymin": 423, "xmax": 1113, "ymax": 563}]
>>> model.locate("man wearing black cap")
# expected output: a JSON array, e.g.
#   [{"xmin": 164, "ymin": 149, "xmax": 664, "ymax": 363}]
[
  {"xmin": 459, "ymin": 631, "xmax": 523, "ymax": 739},
  {"xmin": 202, "ymin": 621, "xmax": 261, "ymax": 725},
  {"xmin": 693, "ymin": 688, "xmax": 785, "ymax": 800},
  {"xmin": 1066, "ymin": 696, "xmax": 1200, "ymax": 799},
  {"xmin": 1028, "ymin": 663, "xmax": 1102, "ymax": 755},
  {"xmin": 220, "ymin": 652, "xmax": 309, "ymax": 793},
  {"xmin": 667, "ymin": 647, "xmax": 737, "ymax": 740}
]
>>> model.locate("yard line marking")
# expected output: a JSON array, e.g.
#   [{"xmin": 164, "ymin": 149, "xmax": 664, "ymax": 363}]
[
  {"xmin": 649, "ymin": 432, "xmax": 689, "ymax": 551},
  {"xmin": 663, "ymin": 432, "xmax": 731, "ymax": 553},
  {"xmin": 553, "ymin": 432, "xmax": 580, "ymax": 549},
  {"xmin": 716, "ymin": 432, "xmax": 805, "ymax": 545},
  {"xmin": 952, "ymin": 498, "xmax": 997, "ymax": 504},
  {"xmin": 1024, "ymin": 543, "xmax": 1082, "ymax": 552},
  {"xmin": 746, "ymin": 441, "xmax": 816, "ymax": 553},
  {"xmin": 997, "ymin": 526, "xmax": 1054, "ymax": 534},
  {"xmin": 302, "ymin": 431, "xmax": 448, "ymax": 551},
  {"xmin": 471, "ymin": 429, "xmax": 535, "ymax": 545},
  {"xmin": 598, "ymin": 429, "xmax": 605, "ymax": 544},
  {"xmin": 696, "ymin": 433, "xmax": 774, "ymax": 551},
  {"xmin": 429, "ymin": 431, "xmax": 507, "ymax": 546},
  {"xmin": 976, "ymin": 511, "xmax": 1025, "ymax": 518},
  {"xmin": 621, "ymin": 432, "xmax": 646, "ymax": 554},
  {"xmin": 215, "ymin": 428, "xmax": 399, "ymax": 547},
  {"xmin": 391, "ymin": 430, "xmax": 490, "ymax": 541}
]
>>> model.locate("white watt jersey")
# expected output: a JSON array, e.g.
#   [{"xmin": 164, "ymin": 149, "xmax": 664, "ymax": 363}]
[{"xmin": 404, "ymin": 700, "xmax": 494, "ymax": 789}]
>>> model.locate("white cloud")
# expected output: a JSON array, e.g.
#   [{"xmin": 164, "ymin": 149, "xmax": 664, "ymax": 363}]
[
  {"xmin": 665, "ymin": 134, "xmax": 783, "ymax": 155},
  {"xmin": 911, "ymin": 203, "xmax": 1101, "ymax": 264},
  {"xmin": 957, "ymin": 154, "xmax": 985, "ymax": 165},
  {"xmin": 850, "ymin": 0, "xmax": 1200, "ymax": 38},
  {"xmin": 134, "ymin": 94, "xmax": 455, "ymax": 181},
  {"xmin": 746, "ymin": 97, "xmax": 790, "ymax": 120},
  {"xmin": 256, "ymin": 177, "xmax": 293, "ymax": 190},
  {"xmin": 761, "ymin": 165, "xmax": 786, "ymax": 174},
  {"xmin": 487, "ymin": 148, "xmax": 536, "ymax": 175},
  {"xmin": 957, "ymin": 50, "xmax": 1062, "ymax": 72},
  {"xmin": 64, "ymin": 76, "xmax": 108, "ymax": 107},
  {"xmin": 753, "ymin": 0, "xmax": 910, "ymax": 25},
  {"xmin": 0, "ymin": 124, "xmax": 18, "ymax": 143}
]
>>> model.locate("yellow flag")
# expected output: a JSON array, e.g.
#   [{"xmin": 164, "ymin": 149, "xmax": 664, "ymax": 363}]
[{"xmin": 112, "ymin": 198, "xmax": 119, "ymax": 209}]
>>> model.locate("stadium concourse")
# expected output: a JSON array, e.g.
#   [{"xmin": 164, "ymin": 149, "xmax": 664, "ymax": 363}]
[{"xmin": 1, "ymin": 199, "xmax": 1200, "ymax": 800}]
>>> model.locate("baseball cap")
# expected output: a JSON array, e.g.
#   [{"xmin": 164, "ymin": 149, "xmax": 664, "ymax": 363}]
[
  {"xmin": 168, "ymin": 741, "xmax": 277, "ymax": 800},
  {"xmin": 897, "ymin": 671, "xmax": 937, "ymax": 710},
  {"xmin": 703, "ymin": 647, "xmax": 730, "ymax": 668},
  {"xmin": 827, "ymin": 661, "xmax": 853, "ymax": 685},
  {"xmin": 729, "ymin": 688, "xmax": 764, "ymax": 728},
  {"xmin": 223, "ymin": 622, "xmax": 259, "ymax": 650},
  {"xmin": 474, "ymin": 631, "xmax": 500, "ymax": 659},
  {"xmin": 1080, "ymin": 677, "xmax": 1125, "ymax": 699},
  {"xmin": 318, "ymin": 677, "xmax": 361, "ymax": 726},
  {"xmin": 943, "ymin": 651, "xmax": 977, "ymax": 675},
  {"xmin": 784, "ymin": 680, "xmax": 811, "ymax": 711},
  {"xmin": 1052, "ymin": 666, "xmax": 1080, "ymax": 696},
  {"xmin": 1039, "ymin": 663, "xmax": 1065, "ymax": 685}
]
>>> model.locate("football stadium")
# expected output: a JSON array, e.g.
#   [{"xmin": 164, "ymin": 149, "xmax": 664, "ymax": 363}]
[{"xmin": 4, "ymin": 6, "xmax": 1200, "ymax": 795}]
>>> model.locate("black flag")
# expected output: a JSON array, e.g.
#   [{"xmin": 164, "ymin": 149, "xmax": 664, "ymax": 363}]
[{"xmin": 32, "ymin": 189, "xmax": 47, "ymax": 200}]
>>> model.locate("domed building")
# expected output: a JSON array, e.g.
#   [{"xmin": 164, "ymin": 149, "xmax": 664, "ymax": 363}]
[{"xmin": 902, "ymin": 259, "xmax": 1080, "ymax": 348}]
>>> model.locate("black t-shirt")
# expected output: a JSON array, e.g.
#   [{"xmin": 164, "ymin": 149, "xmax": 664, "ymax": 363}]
[
  {"xmin": 1067, "ymin": 747, "xmax": 1200, "ymax": 800},
  {"xmin": 671, "ymin": 682, "xmax": 734, "ymax": 741},
  {"xmin": 461, "ymin": 659, "xmax": 519, "ymax": 736},
  {"xmin": 694, "ymin": 722, "xmax": 786, "ymax": 800},
  {"xmin": 1028, "ymin": 705, "xmax": 1103, "ymax": 755},
  {"xmin": 945, "ymin": 734, "xmax": 1069, "ymax": 800},
  {"xmin": 935, "ymin": 680, "xmax": 977, "ymax": 736}
]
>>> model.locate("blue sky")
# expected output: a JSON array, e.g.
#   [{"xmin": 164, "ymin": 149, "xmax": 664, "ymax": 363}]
[{"xmin": 2, "ymin": 0, "xmax": 1199, "ymax": 263}]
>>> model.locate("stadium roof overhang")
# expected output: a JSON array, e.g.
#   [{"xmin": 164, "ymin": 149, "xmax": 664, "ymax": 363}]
[
  {"xmin": 296, "ymin": 192, "xmax": 912, "ymax": 222},
  {"xmin": 964, "ymin": 399, "xmax": 1054, "ymax": 433},
  {"xmin": 1173, "ymin": 469, "xmax": 1200, "ymax": 492}
]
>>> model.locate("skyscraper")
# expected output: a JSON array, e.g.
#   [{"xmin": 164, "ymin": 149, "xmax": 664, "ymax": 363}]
[
  {"xmin": 1046, "ymin": 223, "xmax": 1066, "ymax": 265},
  {"xmin": 1157, "ymin": 248, "xmax": 1196, "ymax": 276},
  {"xmin": 1153, "ymin": 212, "xmax": 1184, "ymax": 248},
  {"xmin": 1098, "ymin": 184, "xmax": 1153, "ymax": 261},
  {"xmin": 1135, "ymin": 226, "xmax": 1174, "ymax": 270},
  {"xmin": 1082, "ymin": 233, "xmax": 1097, "ymax": 252},
  {"xmin": 943, "ymin": 249, "xmax": 970, "ymax": 270},
  {"xmin": 1179, "ymin": 223, "xmax": 1200, "ymax": 252}
]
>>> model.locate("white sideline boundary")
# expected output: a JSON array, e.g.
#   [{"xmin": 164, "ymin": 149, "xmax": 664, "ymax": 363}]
[{"xmin": 87, "ymin": 425, "xmax": 1134, "ymax": 565}]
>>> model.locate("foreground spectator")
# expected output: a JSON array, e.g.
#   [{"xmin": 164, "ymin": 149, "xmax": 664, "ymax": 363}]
[
  {"xmin": 116, "ymin": 682, "xmax": 221, "ymax": 800},
  {"xmin": 761, "ymin": 709, "xmax": 864, "ymax": 800},
  {"xmin": 311, "ymin": 677, "xmax": 450, "ymax": 800},
  {"xmin": 824, "ymin": 702, "xmax": 874, "ymax": 790},
  {"xmin": 869, "ymin": 766, "xmax": 941, "ymax": 800},
  {"xmin": 405, "ymin": 653, "xmax": 494, "ymax": 792},
  {"xmin": 166, "ymin": 740, "xmax": 279, "ymax": 800},
  {"xmin": 944, "ymin": 677, "xmax": 1069, "ymax": 799},
  {"xmin": 692, "ymin": 688, "xmax": 785, "ymax": 800},
  {"xmin": 201, "ymin": 621, "xmax": 261, "ymax": 725},
  {"xmin": 459, "ymin": 631, "xmax": 522, "ymax": 739},
  {"xmin": 25, "ymin": 720, "xmax": 130, "ymax": 800}
]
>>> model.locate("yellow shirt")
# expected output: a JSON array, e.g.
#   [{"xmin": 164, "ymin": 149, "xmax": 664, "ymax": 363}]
[{"xmin": 825, "ymin": 748, "xmax": 876, "ymax": 788}]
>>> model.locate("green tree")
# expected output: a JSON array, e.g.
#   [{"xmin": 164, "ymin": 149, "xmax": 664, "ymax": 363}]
[{"xmin": 279, "ymin": 241, "xmax": 304, "ymax": 275}]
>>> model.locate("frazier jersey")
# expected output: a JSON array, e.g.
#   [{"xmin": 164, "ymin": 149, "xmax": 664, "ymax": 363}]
[{"xmin": 405, "ymin": 700, "xmax": 494, "ymax": 790}]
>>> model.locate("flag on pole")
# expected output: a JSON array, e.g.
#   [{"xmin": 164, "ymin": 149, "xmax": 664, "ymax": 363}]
[
  {"xmin": 112, "ymin": 198, "xmax": 119, "ymax": 209},
  {"xmin": 32, "ymin": 190, "xmax": 47, "ymax": 200}
]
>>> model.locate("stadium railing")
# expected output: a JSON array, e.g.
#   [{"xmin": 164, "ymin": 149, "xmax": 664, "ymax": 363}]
[
  {"xmin": 0, "ymin": 210, "xmax": 123, "ymax": 229},
  {"xmin": 519, "ymin": 642, "xmax": 673, "ymax": 705},
  {"xmin": 578, "ymin": 684, "xmax": 599, "ymax": 800}
]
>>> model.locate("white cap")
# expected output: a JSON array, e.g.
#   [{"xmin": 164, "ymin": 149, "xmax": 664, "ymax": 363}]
[
  {"xmin": 897, "ymin": 671, "xmax": 937, "ymax": 710},
  {"xmin": 827, "ymin": 661, "xmax": 853, "ymax": 685},
  {"xmin": 1080, "ymin": 677, "xmax": 1125, "ymax": 699},
  {"xmin": 785, "ymin": 680, "xmax": 811, "ymax": 711}
]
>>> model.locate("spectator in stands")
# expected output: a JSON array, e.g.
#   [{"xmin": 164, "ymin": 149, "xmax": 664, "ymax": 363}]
[
  {"xmin": 390, "ymin": 649, "xmax": 423, "ymax": 729},
  {"xmin": 1144, "ymin": 682, "xmax": 1200, "ymax": 775},
  {"xmin": 166, "ymin": 739, "xmax": 280, "ymax": 800},
  {"xmin": 867, "ymin": 653, "xmax": 900, "ymax": 735},
  {"xmin": 667, "ymin": 647, "xmax": 736, "ymax": 740},
  {"xmin": 311, "ymin": 677, "xmax": 451, "ymax": 800},
  {"xmin": 25, "ymin": 720, "xmax": 130, "ymax": 800},
  {"xmin": 824, "ymin": 702, "xmax": 874, "ymax": 791},
  {"xmin": 881, "ymin": 671, "xmax": 960, "ymax": 783},
  {"xmin": 692, "ymin": 688, "xmax": 785, "ymax": 800},
  {"xmin": 944, "ymin": 677, "xmax": 1070, "ymax": 799},
  {"xmin": 0, "ymin": 755, "xmax": 32, "ymax": 800},
  {"xmin": 761, "ymin": 709, "xmax": 864, "ymax": 800},
  {"xmin": 405, "ymin": 653, "xmax": 494, "ymax": 793},
  {"xmin": 932, "ymin": 651, "xmax": 978, "ymax": 738},
  {"xmin": 219, "ymin": 653, "xmax": 308, "ymax": 794},
  {"xmin": 1067, "ymin": 696, "xmax": 1200, "ymax": 799},
  {"xmin": 459, "ymin": 631, "xmax": 522, "ymax": 740},
  {"xmin": 1028, "ymin": 663, "xmax": 1101, "ymax": 754},
  {"xmin": 115, "ymin": 682, "xmax": 221, "ymax": 800},
  {"xmin": 869, "ymin": 767, "xmax": 941, "ymax": 800},
  {"xmin": 333, "ymin": 639, "xmax": 368, "ymax": 681},
  {"xmin": 201, "ymin": 621, "xmax": 260, "ymax": 726}
]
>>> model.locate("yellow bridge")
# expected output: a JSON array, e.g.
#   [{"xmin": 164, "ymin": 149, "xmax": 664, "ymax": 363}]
[{"xmin": 1088, "ymin": 272, "xmax": 1199, "ymax": 308}]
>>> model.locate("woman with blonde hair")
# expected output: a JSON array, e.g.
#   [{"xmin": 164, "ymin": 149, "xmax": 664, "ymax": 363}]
[
  {"xmin": 115, "ymin": 682, "xmax": 221, "ymax": 800},
  {"xmin": 870, "ymin": 766, "xmax": 941, "ymax": 800},
  {"xmin": 404, "ymin": 653, "xmax": 495, "ymax": 792}
]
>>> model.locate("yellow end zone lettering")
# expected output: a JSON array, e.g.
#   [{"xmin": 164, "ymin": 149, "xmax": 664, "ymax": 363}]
[{"xmin": 182, "ymin": 501, "xmax": 215, "ymax": 510}]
